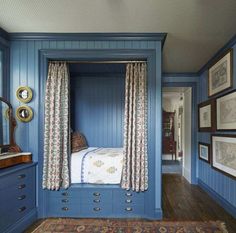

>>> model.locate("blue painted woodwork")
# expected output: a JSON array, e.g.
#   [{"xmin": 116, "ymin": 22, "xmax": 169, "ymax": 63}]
[
  {"xmin": 38, "ymin": 48, "xmax": 162, "ymax": 219},
  {"xmin": 197, "ymin": 42, "xmax": 236, "ymax": 213},
  {"xmin": 70, "ymin": 66, "xmax": 125, "ymax": 147},
  {"xmin": 0, "ymin": 163, "xmax": 37, "ymax": 233}
]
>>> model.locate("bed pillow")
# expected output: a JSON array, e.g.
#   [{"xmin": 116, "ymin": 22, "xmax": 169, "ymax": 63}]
[{"xmin": 71, "ymin": 132, "xmax": 88, "ymax": 153}]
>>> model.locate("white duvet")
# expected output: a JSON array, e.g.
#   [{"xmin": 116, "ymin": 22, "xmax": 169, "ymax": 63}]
[{"xmin": 70, "ymin": 147, "xmax": 124, "ymax": 184}]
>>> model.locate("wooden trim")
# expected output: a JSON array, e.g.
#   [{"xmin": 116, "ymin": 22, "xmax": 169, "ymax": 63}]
[
  {"xmin": 198, "ymin": 98, "xmax": 216, "ymax": 132},
  {"xmin": 0, "ymin": 154, "xmax": 32, "ymax": 169},
  {"xmin": 211, "ymin": 134, "xmax": 236, "ymax": 179}
]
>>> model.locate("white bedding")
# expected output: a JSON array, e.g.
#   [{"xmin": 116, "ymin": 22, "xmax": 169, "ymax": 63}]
[{"xmin": 71, "ymin": 147, "xmax": 124, "ymax": 184}]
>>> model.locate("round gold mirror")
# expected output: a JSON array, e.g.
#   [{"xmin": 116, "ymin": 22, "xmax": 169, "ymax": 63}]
[
  {"xmin": 16, "ymin": 106, "xmax": 33, "ymax": 123},
  {"xmin": 16, "ymin": 86, "xmax": 33, "ymax": 103}
]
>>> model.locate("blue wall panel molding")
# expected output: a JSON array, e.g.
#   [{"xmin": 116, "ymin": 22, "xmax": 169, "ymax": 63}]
[
  {"xmin": 198, "ymin": 34, "xmax": 236, "ymax": 75},
  {"xmin": 71, "ymin": 74, "xmax": 125, "ymax": 147},
  {"xmin": 36, "ymin": 46, "xmax": 162, "ymax": 219},
  {"xmin": 9, "ymin": 32, "xmax": 167, "ymax": 47},
  {"xmin": 163, "ymin": 73, "xmax": 198, "ymax": 78},
  {"xmin": 0, "ymin": 27, "xmax": 10, "ymax": 47},
  {"xmin": 198, "ymin": 42, "xmax": 236, "ymax": 217},
  {"xmin": 198, "ymin": 179, "xmax": 236, "ymax": 218}
]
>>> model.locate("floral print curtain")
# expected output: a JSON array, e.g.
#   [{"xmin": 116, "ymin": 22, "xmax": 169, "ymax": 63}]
[
  {"xmin": 121, "ymin": 62, "xmax": 148, "ymax": 192},
  {"xmin": 42, "ymin": 62, "xmax": 70, "ymax": 190}
]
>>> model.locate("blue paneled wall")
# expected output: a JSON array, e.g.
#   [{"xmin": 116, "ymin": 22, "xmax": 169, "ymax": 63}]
[
  {"xmin": 71, "ymin": 73, "xmax": 125, "ymax": 147},
  {"xmin": 198, "ymin": 42, "xmax": 236, "ymax": 215}
]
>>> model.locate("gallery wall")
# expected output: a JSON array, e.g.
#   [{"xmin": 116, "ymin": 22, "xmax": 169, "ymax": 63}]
[{"xmin": 198, "ymin": 41, "xmax": 236, "ymax": 217}]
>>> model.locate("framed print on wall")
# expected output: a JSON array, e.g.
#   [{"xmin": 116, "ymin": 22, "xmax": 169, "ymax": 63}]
[
  {"xmin": 211, "ymin": 134, "xmax": 236, "ymax": 178},
  {"xmin": 208, "ymin": 49, "xmax": 233, "ymax": 97},
  {"xmin": 198, "ymin": 142, "xmax": 210, "ymax": 163},
  {"xmin": 198, "ymin": 99, "xmax": 216, "ymax": 132},
  {"xmin": 216, "ymin": 90, "xmax": 236, "ymax": 130}
]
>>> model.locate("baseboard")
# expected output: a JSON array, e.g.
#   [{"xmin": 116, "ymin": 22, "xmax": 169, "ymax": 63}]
[
  {"xmin": 153, "ymin": 208, "xmax": 163, "ymax": 219},
  {"xmin": 183, "ymin": 166, "xmax": 191, "ymax": 183},
  {"xmin": 4, "ymin": 208, "xmax": 37, "ymax": 233},
  {"xmin": 198, "ymin": 179, "xmax": 236, "ymax": 218}
]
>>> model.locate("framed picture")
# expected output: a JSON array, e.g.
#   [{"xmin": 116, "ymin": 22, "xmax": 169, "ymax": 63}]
[
  {"xmin": 198, "ymin": 99, "xmax": 216, "ymax": 132},
  {"xmin": 216, "ymin": 90, "xmax": 236, "ymax": 130},
  {"xmin": 198, "ymin": 142, "xmax": 210, "ymax": 163},
  {"xmin": 208, "ymin": 49, "xmax": 233, "ymax": 97},
  {"xmin": 211, "ymin": 134, "xmax": 236, "ymax": 178}
]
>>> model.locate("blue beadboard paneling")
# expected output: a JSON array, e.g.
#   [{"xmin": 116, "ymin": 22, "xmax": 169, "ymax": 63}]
[
  {"xmin": 10, "ymin": 39, "xmax": 162, "ymax": 219},
  {"xmin": 198, "ymin": 42, "xmax": 236, "ymax": 210},
  {"xmin": 71, "ymin": 71, "xmax": 125, "ymax": 147}
]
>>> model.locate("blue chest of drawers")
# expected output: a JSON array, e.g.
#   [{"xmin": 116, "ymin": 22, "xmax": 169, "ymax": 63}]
[{"xmin": 0, "ymin": 163, "xmax": 37, "ymax": 233}]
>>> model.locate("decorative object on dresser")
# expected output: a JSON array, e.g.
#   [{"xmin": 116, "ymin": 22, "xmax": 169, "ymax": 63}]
[
  {"xmin": 16, "ymin": 86, "xmax": 33, "ymax": 103},
  {"xmin": 216, "ymin": 90, "xmax": 236, "ymax": 130},
  {"xmin": 208, "ymin": 49, "xmax": 233, "ymax": 97},
  {"xmin": 162, "ymin": 110, "xmax": 176, "ymax": 160},
  {"xmin": 211, "ymin": 134, "xmax": 236, "ymax": 178},
  {"xmin": 198, "ymin": 99, "xmax": 216, "ymax": 132},
  {"xmin": 0, "ymin": 97, "xmax": 32, "ymax": 168},
  {"xmin": 198, "ymin": 142, "xmax": 210, "ymax": 163},
  {"xmin": 16, "ymin": 105, "xmax": 34, "ymax": 123}
]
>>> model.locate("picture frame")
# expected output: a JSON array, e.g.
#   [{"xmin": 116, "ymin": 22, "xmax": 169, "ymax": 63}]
[
  {"xmin": 211, "ymin": 134, "xmax": 236, "ymax": 178},
  {"xmin": 198, "ymin": 142, "xmax": 210, "ymax": 163},
  {"xmin": 16, "ymin": 86, "xmax": 33, "ymax": 103},
  {"xmin": 216, "ymin": 90, "xmax": 236, "ymax": 130},
  {"xmin": 208, "ymin": 49, "xmax": 233, "ymax": 97},
  {"xmin": 16, "ymin": 106, "xmax": 33, "ymax": 123},
  {"xmin": 198, "ymin": 99, "xmax": 216, "ymax": 132}
]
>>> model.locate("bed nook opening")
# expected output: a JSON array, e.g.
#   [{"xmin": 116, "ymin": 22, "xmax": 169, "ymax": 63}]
[{"xmin": 42, "ymin": 59, "xmax": 148, "ymax": 192}]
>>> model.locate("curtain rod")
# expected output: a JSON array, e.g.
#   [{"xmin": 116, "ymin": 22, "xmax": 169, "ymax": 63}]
[{"xmin": 50, "ymin": 60, "xmax": 147, "ymax": 64}]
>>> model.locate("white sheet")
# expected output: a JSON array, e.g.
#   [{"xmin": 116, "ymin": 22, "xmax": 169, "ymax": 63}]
[{"xmin": 71, "ymin": 147, "xmax": 124, "ymax": 184}]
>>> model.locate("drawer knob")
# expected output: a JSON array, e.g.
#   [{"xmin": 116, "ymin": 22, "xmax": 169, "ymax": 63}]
[
  {"xmin": 93, "ymin": 192, "xmax": 100, "ymax": 196},
  {"xmin": 18, "ymin": 206, "xmax": 26, "ymax": 212},
  {"xmin": 17, "ymin": 174, "xmax": 26, "ymax": 179},
  {"xmin": 62, "ymin": 207, "xmax": 69, "ymax": 211},
  {"xmin": 62, "ymin": 199, "xmax": 69, "ymax": 203},
  {"xmin": 93, "ymin": 199, "xmax": 100, "ymax": 203},
  {"xmin": 125, "ymin": 207, "xmax": 132, "ymax": 211},
  {"xmin": 125, "ymin": 192, "xmax": 132, "ymax": 197},
  {"xmin": 125, "ymin": 199, "xmax": 132, "ymax": 203},
  {"xmin": 93, "ymin": 207, "xmax": 101, "ymax": 211},
  {"xmin": 62, "ymin": 192, "xmax": 69, "ymax": 196},
  {"xmin": 18, "ymin": 184, "xmax": 26, "ymax": 189},
  {"xmin": 17, "ymin": 195, "xmax": 26, "ymax": 200}
]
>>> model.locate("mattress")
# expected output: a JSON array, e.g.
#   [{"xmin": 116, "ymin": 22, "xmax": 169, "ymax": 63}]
[{"xmin": 70, "ymin": 147, "xmax": 124, "ymax": 184}]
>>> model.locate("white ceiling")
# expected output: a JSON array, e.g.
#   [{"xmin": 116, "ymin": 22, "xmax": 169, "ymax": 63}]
[{"xmin": 0, "ymin": 0, "xmax": 235, "ymax": 73}]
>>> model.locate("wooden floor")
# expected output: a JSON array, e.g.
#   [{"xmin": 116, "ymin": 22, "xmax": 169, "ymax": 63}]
[
  {"xmin": 162, "ymin": 174, "xmax": 236, "ymax": 233},
  {"xmin": 25, "ymin": 174, "xmax": 236, "ymax": 233}
]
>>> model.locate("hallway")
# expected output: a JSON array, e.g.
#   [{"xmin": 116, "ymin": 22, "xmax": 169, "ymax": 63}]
[{"xmin": 162, "ymin": 174, "xmax": 236, "ymax": 233}]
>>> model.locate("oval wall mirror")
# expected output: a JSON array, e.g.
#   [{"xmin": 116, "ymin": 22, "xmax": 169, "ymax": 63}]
[
  {"xmin": 16, "ymin": 86, "xmax": 33, "ymax": 103},
  {"xmin": 16, "ymin": 106, "xmax": 33, "ymax": 123}
]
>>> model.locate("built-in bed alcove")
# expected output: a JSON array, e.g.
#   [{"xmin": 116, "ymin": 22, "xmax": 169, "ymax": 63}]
[{"xmin": 39, "ymin": 46, "xmax": 163, "ymax": 220}]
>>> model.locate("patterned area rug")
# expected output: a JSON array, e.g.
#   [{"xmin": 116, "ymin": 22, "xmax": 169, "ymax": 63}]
[{"xmin": 32, "ymin": 218, "xmax": 228, "ymax": 233}]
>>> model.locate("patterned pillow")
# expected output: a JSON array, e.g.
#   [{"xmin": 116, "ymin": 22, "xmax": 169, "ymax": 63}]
[{"xmin": 71, "ymin": 132, "xmax": 88, "ymax": 153}]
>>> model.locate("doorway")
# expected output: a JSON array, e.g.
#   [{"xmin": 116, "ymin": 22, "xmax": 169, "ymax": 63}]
[{"xmin": 162, "ymin": 87, "xmax": 192, "ymax": 183}]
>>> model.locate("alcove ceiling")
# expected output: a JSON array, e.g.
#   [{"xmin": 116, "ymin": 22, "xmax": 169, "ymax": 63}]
[{"xmin": 0, "ymin": 0, "xmax": 235, "ymax": 73}]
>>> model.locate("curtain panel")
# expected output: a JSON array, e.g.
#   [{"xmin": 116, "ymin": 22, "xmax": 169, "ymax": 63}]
[
  {"xmin": 42, "ymin": 62, "xmax": 70, "ymax": 190},
  {"xmin": 121, "ymin": 63, "xmax": 148, "ymax": 192}
]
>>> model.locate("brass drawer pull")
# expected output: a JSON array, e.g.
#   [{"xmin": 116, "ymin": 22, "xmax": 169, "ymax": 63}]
[
  {"xmin": 17, "ymin": 195, "xmax": 26, "ymax": 200},
  {"xmin": 93, "ymin": 192, "xmax": 100, "ymax": 196},
  {"xmin": 62, "ymin": 207, "xmax": 69, "ymax": 211},
  {"xmin": 17, "ymin": 174, "xmax": 26, "ymax": 179},
  {"xmin": 62, "ymin": 192, "xmax": 69, "ymax": 196},
  {"xmin": 93, "ymin": 207, "xmax": 101, "ymax": 211},
  {"xmin": 125, "ymin": 207, "xmax": 132, "ymax": 211},
  {"xmin": 18, "ymin": 184, "xmax": 26, "ymax": 189},
  {"xmin": 125, "ymin": 199, "xmax": 132, "ymax": 203},
  {"xmin": 93, "ymin": 199, "xmax": 100, "ymax": 203},
  {"xmin": 18, "ymin": 206, "xmax": 26, "ymax": 212},
  {"xmin": 62, "ymin": 199, "xmax": 69, "ymax": 203},
  {"xmin": 125, "ymin": 192, "xmax": 132, "ymax": 197}
]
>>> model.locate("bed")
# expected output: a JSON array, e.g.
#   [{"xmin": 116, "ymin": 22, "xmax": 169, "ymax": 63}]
[{"xmin": 70, "ymin": 147, "xmax": 124, "ymax": 184}]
